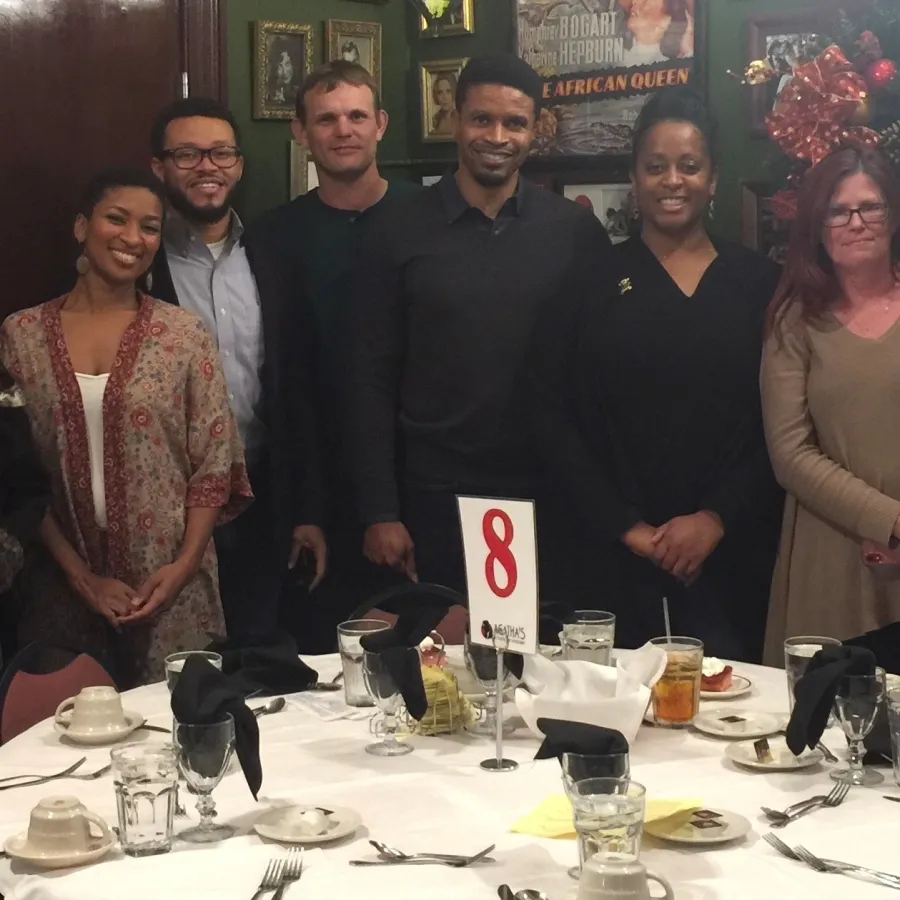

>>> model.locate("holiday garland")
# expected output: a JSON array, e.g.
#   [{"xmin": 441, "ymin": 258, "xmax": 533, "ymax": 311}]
[{"xmin": 733, "ymin": 1, "xmax": 900, "ymax": 217}]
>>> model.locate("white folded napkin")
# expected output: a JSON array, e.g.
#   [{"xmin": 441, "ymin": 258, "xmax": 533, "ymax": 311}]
[{"xmin": 514, "ymin": 644, "xmax": 667, "ymax": 745}]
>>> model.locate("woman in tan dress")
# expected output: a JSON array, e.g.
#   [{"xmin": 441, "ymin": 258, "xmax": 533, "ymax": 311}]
[
  {"xmin": 761, "ymin": 146, "xmax": 900, "ymax": 666},
  {"xmin": 0, "ymin": 167, "xmax": 252, "ymax": 686}
]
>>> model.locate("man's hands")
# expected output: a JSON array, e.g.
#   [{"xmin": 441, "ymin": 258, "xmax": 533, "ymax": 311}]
[
  {"xmin": 363, "ymin": 521, "xmax": 417, "ymax": 581},
  {"xmin": 622, "ymin": 511, "xmax": 724, "ymax": 582},
  {"xmin": 288, "ymin": 524, "xmax": 327, "ymax": 590}
]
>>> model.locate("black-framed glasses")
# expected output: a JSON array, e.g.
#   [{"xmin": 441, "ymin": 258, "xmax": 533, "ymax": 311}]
[
  {"xmin": 161, "ymin": 146, "xmax": 242, "ymax": 170},
  {"xmin": 824, "ymin": 202, "xmax": 890, "ymax": 228}
]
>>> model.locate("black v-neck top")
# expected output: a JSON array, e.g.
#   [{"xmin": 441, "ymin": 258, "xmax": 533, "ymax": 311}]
[{"xmin": 527, "ymin": 234, "xmax": 783, "ymax": 548}]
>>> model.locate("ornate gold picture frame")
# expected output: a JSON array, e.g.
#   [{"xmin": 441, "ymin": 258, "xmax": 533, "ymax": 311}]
[
  {"xmin": 420, "ymin": 57, "xmax": 467, "ymax": 143},
  {"xmin": 253, "ymin": 21, "xmax": 314, "ymax": 120},
  {"xmin": 327, "ymin": 20, "xmax": 382, "ymax": 91}
]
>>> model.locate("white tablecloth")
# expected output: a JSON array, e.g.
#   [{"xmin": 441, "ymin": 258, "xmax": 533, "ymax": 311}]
[{"xmin": 1, "ymin": 655, "xmax": 898, "ymax": 900}]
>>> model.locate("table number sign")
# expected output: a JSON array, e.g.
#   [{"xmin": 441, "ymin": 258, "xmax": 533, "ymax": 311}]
[{"xmin": 456, "ymin": 496, "xmax": 539, "ymax": 655}]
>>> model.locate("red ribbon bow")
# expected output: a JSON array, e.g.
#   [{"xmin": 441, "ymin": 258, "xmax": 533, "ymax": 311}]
[{"xmin": 766, "ymin": 45, "xmax": 879, "ymax": 166}]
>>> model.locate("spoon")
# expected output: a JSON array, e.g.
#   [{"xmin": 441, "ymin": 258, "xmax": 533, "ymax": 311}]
[
  {"xmin": 372, "ymin": 840, "xmax": 497, "ymax": 863},
  {"xmin": 252, "ymin": 697, "xmax": 285, "ymax": 717}
]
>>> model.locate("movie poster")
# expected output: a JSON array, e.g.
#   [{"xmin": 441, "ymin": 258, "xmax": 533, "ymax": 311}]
[{"xmin": 516, "ymin": 0, "xmax": 699, "ymax": 156}]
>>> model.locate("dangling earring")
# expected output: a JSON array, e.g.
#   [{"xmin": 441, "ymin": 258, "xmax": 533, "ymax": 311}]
[
  {"xmin": 708, "ymin": 198, "xmax": 716, "ymax": 220},
  {"xmin": 144, "ymin": 271, "xmax": 153, "ymax": 293},
  {"xmin": 75, "ymin": 251, "xmax": 90, "ymax": 275}
]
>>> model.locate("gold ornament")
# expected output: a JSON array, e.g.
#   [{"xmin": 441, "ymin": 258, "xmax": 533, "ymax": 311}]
[
  {"xmin": 731, "ymin": 59, "xmax": 776, "ymax": 86},
  {"xmin": 850, "ymin": 98, "xmax": 870, "ymax": 126}
]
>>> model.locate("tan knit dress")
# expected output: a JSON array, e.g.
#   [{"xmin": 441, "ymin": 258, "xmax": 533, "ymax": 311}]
[{"xmin": 761, "ymin": 308, "xmax": 900, "ymax": 667}]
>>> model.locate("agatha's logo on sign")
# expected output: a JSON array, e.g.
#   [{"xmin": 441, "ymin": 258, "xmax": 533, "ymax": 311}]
[{"xmin": 481, "ymin": 620, "xmax": 526, "ymax": 645}]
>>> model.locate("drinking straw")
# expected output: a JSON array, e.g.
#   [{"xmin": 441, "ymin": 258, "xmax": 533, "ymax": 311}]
[{"xmin": 662, "ymin": 596, "xmax": 672, "ymax": 643}]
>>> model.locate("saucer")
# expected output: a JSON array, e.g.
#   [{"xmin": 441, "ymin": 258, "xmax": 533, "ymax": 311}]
[
  {"xmin": 725, "ymin": 737, "xmax": 823, "ymax": 771},
  {"xmin": 253, "ymin": 805, "xmax": 361, "ymax": 844},
  {"xmin": 55, "ymin": 711, "xmax": 145, "ymax": 745},
  {"xmin": 693, "ymin": 709, "xmax": 784, "ymax": 740},
  {"xmin": 701, "ymin": 675, "xmax": 752, "ymax": 700},
  {"xmin": 3, "ymin": 832, "xmax": 115, "ymax": 869},
  {"xmin": 644, "ymin": 807, "xmax": 751, "ymax": 845}
]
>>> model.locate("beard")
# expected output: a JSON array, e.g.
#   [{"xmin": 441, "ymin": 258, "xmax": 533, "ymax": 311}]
[{"xmin": 164, "ymin": 180, "xmax": 239, "ymax": 226}]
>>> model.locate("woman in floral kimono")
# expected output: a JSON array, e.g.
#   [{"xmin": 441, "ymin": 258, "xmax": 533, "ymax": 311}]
[{"xmin": 0, "ymin": 167, "xmax": 252, "ymax": 686}]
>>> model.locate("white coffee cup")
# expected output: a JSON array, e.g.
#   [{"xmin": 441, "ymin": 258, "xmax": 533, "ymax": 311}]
[
  {"xmin": 24, "ymin": 796, "xmax": 111, "ymax": 856},
  {"xmin": 55, "ymin": 686, "xmax": 127, "ymax": 733},
  {"xmin": 578, "ymin": 853, "xmax": 674, "ymax": 900}
]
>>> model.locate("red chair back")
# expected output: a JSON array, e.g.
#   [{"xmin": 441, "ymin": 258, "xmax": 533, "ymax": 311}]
[
  {"xmin": 359, "ymin": 604, "xmax": 468, "ymax": 645},
  {"xmin": 0, "ymin": 644, "xmax": 116, "ymax": 744}
]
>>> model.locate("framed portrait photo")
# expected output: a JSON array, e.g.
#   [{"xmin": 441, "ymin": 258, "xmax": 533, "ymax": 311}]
[
  {"xmin": 327, "ymin": 19, "xmax": 382, "ymax": 90},
  {"xmin": 253, "ymin": 21, "xmax": 314, "ymax": 120},
  {"xmin": 562, "ymin": 181, "xmax": 636, "ymax": 244},
  {"xmin": 740, "ymin": 182, "xmax": 789, "ymax": 264},
  {"xmin": 420, "ymin": 0, "xmax": 475, "ymax": 38},
  {"xmin": 747, "ymin": 13, "xmax": 825, "ymax": 136},
  {"xmin": 289, "ymin": 142, "xmax": 320, "ymax": 200},
  {"xmin": 420, "ymin": 58, "xmax": 468, "ymax": 143}
]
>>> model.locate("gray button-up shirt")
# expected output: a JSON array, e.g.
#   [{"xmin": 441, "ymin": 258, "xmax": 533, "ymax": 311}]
[{"xmin": 164, "ymin": 211, "xmax": 265, "ymax": 459}]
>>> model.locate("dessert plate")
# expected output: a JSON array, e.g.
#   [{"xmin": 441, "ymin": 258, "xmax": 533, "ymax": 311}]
[
  {"xmin": 254, "ymin": 805, "xmax": 361, "ymax": 844},
  {"xmin": 701, "ymin": 675, "xmax": 752, "ymax": 701}
]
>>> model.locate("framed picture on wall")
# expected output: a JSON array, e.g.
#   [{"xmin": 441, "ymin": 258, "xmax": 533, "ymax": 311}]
[
  {"xmin": 560, "ymin": 172, "xmax": 636, "ymax": 244},
  {"xmin": 420, "ymin": 0, "xmax": 475, "ymax": 38},
  {"xmin": 516, "ymin": 0, "xmax": 706, "ymax": 158},
  {"xmin": 253, "ymin": 21, "xmax": 315, "ymax": 120},
  {"xmin": 420, "ymin": 58, "xmax": 468, "ymax": 142},
  {"xmin": 740, "ymin": 182, "xmax": 789, "ymax": 264},
  {"xmin": 290, "ymin": 142, "xmax": 320, "ymax": 200},
  {"xmin": 746, "ymin": 13, "xmax": 825, "ymax": 136},
  {"xmin": 327, "ymin": 20, "xmax": 382, "ymax": 90}
]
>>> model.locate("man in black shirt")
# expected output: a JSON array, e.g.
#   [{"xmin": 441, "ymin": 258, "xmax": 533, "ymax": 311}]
[
  {"xmin": 250, "ymin": 61, "xmax": 417, "ymax": 650},
  {"xmin": 350, "ymin": 55, "xmax": 612, "ymax": 599}
]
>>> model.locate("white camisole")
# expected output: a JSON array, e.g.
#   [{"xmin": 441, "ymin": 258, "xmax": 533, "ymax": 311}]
[{"xmin": 75, "ymin": 373, "xmax": 109, "ymax": 528}]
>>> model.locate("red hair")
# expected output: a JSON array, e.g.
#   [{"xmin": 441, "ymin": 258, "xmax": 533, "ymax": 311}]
[{"xmin": 766, "ymin": 146, "xmax": 900, "ymax": 336}]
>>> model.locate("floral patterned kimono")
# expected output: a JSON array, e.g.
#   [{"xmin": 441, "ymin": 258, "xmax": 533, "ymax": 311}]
[{"xmin": 0, "ymin": 295, "xmax": 252, "ymax": 685}]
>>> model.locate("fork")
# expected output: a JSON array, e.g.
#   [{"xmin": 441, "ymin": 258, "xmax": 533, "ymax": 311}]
[
  {"xmin": 272, "ymin": 848, "xmax": 303, "ymax": 900},
  {"xmin": 795, "ymin": 844, "xmax": 900, "ymax": 890},
  {"xmin": 249, "ymin": 857, "xmax": 284, "ymax": 900},
  {"xmin": 350, "ymin": 843, "xmax": 496, "ymax": 868},
  {"xmin": 766, "ymin": 781, "xmax": 849, "ymax": 827},
  {"xmin": 0, "ymin": 757, "xmax": 87, "ymax": 790},
  {"xmin": 72, "ymin": 763, "xmax": 112, "ymax": 780}
]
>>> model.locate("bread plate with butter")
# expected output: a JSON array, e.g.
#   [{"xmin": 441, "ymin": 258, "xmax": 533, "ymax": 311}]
[
  {"xmin": 253, "ymin": 805, "xmax": 362, "ymax": 844},
  {"xmin": 700, "ymin": 657, "xmax": 752, "ymax": 700}
]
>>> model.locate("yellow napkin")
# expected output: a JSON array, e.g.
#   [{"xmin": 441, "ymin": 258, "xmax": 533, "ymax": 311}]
[{"xmin": 509, "ymin": 796, "xmax": 702, "ymax": 840}]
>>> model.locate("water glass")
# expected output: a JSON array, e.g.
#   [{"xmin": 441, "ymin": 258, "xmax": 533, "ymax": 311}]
[
  {"xmin": 649, "ymin": 637, "xmax": 703, "ymax": 727},
  {"xmin": 173, "ymin": 714, "xmax": 235, "ymax": 842},
  {"xmin": 569, "ymin": 778, "xmax": 646, "ymax": 879},
  {"xmin": 463, "ymin": 634, "xmax": 516, "ymax": 737},
  {"xmin": 164, "ymin": 651, "xmax": 222, "ymax": 694},
  {"xmin": 561, "ymin": 751, "xmax": 630, "ymax": 790},
  {"xmin": 561, "ymin": 611, "xmax": 616, "ymax": 666},
  {"xmin": 337, "ymin": 619, "xmax": 391, "ymax": 707},
  {"xmin": 111, "ymin": 745, "xmax": 178, "ymax": 856},
  {"xmin": 888, "ymin": 688, "xmax": 900, "ymax": 786},
  {"xmin": 784, "ymin": 636, "xmax": 842, "ymax": 711},
  {"xmin": 831, "ymin": 671, "xmax": 885, "ymax": 786},
  {"xmin": 361, "ymin": 650, "xmax": 413, "ymax": 756}
]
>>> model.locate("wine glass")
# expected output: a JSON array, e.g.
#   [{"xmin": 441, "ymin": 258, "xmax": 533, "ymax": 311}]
[
  {"xmin": 173, "ymin": 714, "xmax": 235, "ymax": 842},
  {"xmin": 362, "ymin": 651, "xmax": 413, "ymax": 756},
  {"xmin": 831, "ymin": 671, "xmax": 885, "ymax": 786},
  {"xmin": 463, "ymin": 634, "xmax": 515, "ymax": 737}
]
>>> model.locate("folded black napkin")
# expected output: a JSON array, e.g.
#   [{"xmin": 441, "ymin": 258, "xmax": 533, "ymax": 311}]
[
  {"xmin": 846, "ymin": 622, "xmax": 900, "ymax": 675},
  {"xmin": 785, "ymin": 645, "xmax": 876, "ymax": 756},
  {"xmin": 205, "ymin": 630, "xmax": 317, "ymax": 697},
  {"xmin": 171, "ymin": 655, "xmax": 262, "ymax": 799},
  {"xmin": 535, "ymin": 717, "xmax": 629, "ymax": 765}
]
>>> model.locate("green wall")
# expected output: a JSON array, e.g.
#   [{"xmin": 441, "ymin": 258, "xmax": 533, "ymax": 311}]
[{"xmin": 228, "ymin": 0, "xmax": 818, "ymax": 237}]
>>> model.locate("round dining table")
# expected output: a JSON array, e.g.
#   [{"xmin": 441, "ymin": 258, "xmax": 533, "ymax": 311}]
[{"xmin": 0, "ymin": 654, "xmax": 897, "ymax": 900}]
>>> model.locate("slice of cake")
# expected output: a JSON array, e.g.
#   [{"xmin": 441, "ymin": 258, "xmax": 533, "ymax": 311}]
[{"xmin": 701, "ymin": 657, "xmax": 733, "ymax": 692}]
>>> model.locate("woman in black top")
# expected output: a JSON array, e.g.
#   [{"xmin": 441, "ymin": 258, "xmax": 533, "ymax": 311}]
[{"xmin": 527, "ymin": 87, "xmax": 782, "ymax": 661}]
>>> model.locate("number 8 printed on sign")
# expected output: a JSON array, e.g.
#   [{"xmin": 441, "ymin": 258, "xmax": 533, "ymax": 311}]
[{"xmin": 483, "ymin": 508, "xmax": 518, "ymax": 598}]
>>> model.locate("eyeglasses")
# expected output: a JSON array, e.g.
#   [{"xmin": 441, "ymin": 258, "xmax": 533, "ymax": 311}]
[
  {"xmin": 824, "ymin": 202, "xmax": 890, "ymax": 228},
  {"xmin": 160, "ymin": 146, "xmax": 242, "ymax": 170}
]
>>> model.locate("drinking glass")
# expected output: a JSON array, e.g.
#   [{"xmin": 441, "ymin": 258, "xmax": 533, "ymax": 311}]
[
  {"xmin": 888, "ymin": 688, "xmax": 900, "ymax": 787},
  {"xmin": 784, "ymin": 636, "xmax": 842, "ymax": 711},
  {"xmin": 337, "ymin": 619, "xmax": 391, "ymax": 707},
  {"xmin": 561, "ymin": 611, "xmax": 616, "ymax": 666},
  {"xmin": 362, "ymin": 650, "xmax": 413, "ymax": 756},
  {"xmin": 567, "ymin": 777, "xmax": 646, "ymax": 880},
  {"xmin": 164, "ymin": 651, "xmax": 222, "ymax": 694},
  {"xmin": 173, "ymin": 715, "xmax": 235, "ymax": 842},
  {"xmin": 111, "ymin": 745, "xmax": 178, "ymax": 856},
  {"xmin": 561, "ymin": 751, "xmax": 630, "ymax": 789},
  {"xmin": 831, "ymin": 671, "xmax": 886, "ymax": 785},
  {"xmin": 649, "ymin": 637, "xmax": 703, "ymax": 727},
  {"xmin": 463, "ymin": 634, "xmax": 515, "ymax": 737}
]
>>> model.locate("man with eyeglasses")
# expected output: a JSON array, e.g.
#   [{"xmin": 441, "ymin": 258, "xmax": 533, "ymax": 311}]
[{"xmin": 148, "ymin": 97, "xmax": 326, "ymax": 640}]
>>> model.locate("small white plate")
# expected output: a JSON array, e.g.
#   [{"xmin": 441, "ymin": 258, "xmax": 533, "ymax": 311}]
[
  {"xmin": 701, "ymin": 675, "xmax": 752, "ymax": 700},
  {"xmin": 3, "ymin": 832, "xmax": 115, "ymax": 869},
  {"xmin": 725, "ymin": 737, "xmax": 823, "ymax": 771},
  {"xmin": 253, "ymin": 805, "xmax": 361, "ymax": 844},
  {"xmin": 55, "ymin": 711, "xmax": 145, "ymax": 745},
  {"xmin": 644, "ymin": 807, "xmax": 751, "ymax": 845},
  {"xmin": 694, "ymin": 709, "xmax": 784, "ymax": 740}
]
